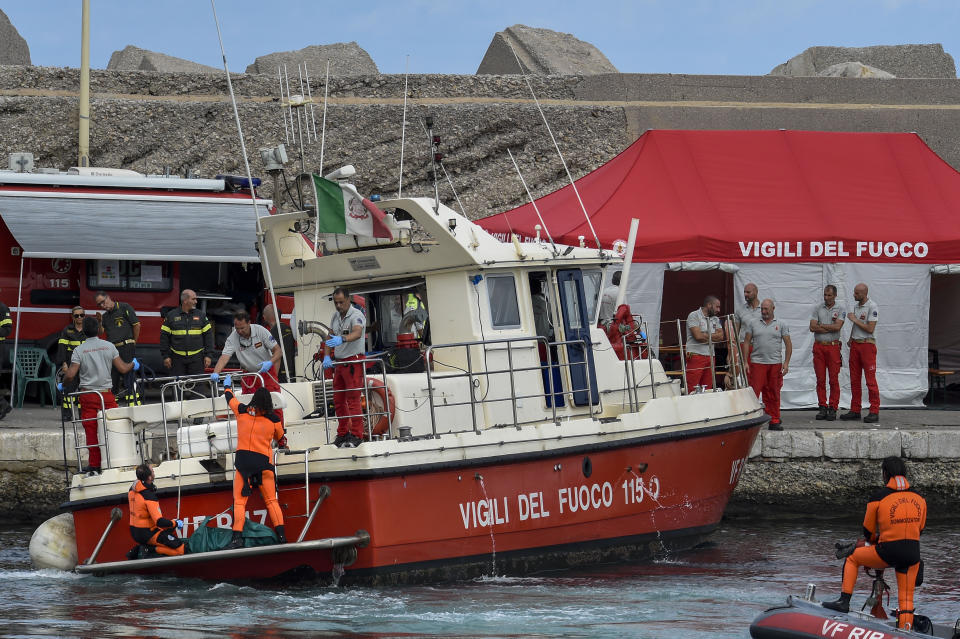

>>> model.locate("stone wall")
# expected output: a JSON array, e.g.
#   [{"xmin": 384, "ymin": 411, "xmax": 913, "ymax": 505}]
[{"xmin": 2, "ymin": 67, "xmax": 960, "ymax": 221}]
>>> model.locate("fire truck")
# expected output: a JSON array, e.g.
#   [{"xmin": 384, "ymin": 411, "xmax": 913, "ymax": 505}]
[{"xmin": 0, "ymin": 156, "xmax": 287, "ymax": 373}]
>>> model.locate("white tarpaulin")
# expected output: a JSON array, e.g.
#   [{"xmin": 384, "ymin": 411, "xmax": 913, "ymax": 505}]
[
  {"xmin": 733, "ymin": 263, "xmax": 930, "ymax": 409},
  {"xmin": 0, "ymin": 192, "xmax": 266, "ymax": 262},
  {"xmin": 621, "ymin": 263, "xmax": 666, "ymax": 353}
]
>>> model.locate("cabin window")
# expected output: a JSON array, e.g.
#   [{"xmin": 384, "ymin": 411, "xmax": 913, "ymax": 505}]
[
  {"xmin": 583, "ymin": 269, "xmax": 602, "ymax": 323},
  {"xmin": 86, "ymin": 260, "xmax": 173, "ymax": 291},
  {"xmin": 486, "ymin": 274, "xmax": 521, "ymax": 329},
  {"xmin": 561, "ymin": 279, "xmax": 583, "ymax": 330}
]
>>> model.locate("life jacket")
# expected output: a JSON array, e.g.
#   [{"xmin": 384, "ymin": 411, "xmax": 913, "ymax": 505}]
[{"xmin": 128, "ymin": 480, "xmax": 173, "ymax": 530}]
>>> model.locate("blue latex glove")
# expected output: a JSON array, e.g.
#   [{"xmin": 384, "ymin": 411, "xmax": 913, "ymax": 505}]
[
  {"xmin": 223, "ymin": 374, "xmax": 233, "ymax": 388},
  {"xmin": 57, "ymin": 382, "xmax": 63, "ymax": 392},
  {"xmin": 258, "ymin": 360, "xmax": 273, "ymax": 373},
  {"xmin": 322, "ymin": 355, "xmax": 333, "ymax": 369},
  {"xmin": 325, "ymin": 335, "xmax": 344, "ymax": 348},
  {"xmin": 210, "ymin": 372, "xmax": 220, "ymax": 383},
  {"xmin": 175, "ymin": 519, "xmax": 184, "ymax": 530},
  {"xmin": 639, "ymin": 331, "xmax": 647, "ymax": 341},
  {"xmin": 132, "ymin": 357, "xmax": 140, "ymax": 372}
]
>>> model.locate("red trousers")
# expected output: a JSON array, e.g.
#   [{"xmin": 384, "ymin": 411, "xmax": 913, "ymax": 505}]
[
  {"xmin": 749, "ymin": 362, "xmax": 783, "ymax": 422},
  {"xmin": 850, "ymin": 341, "xmax": 880, "ymax": 413},
  {"xmin": 240, "ymin": 370, "xmax": 283, "ymax": 422},
  {"xmin": 333, "ymin": 356, "xmax": 364, "ymax": 437},
  {"xmin": 812, "ymin": 342, "xmax": 842, "ymax": 409},
  {"xmin": 685, "ymin": 353, "xmax": 714, "ymax": 391},
  {"xmin": 78, "ymin": 391, "xmax": 118, "ymax": 468}
]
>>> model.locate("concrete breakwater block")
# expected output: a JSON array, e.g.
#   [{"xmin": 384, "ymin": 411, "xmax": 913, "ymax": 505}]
[
  {"xmin": 477, "ymin": 24, "xmax": 618, "ymax": 75},
  {"xmin": 0, "ymin": 9, "xmax": 30, "ymax": 66},
  {"xmin": 245, "ymin": 43, "xmax": 379, "ymax": 77},
  {"xmin": 107, "ymin": 45, "xmax": 220, "ymax": 74},
  {"xmin": 769, "ymin": 44, "xmax": 956, "ymax": 78}
]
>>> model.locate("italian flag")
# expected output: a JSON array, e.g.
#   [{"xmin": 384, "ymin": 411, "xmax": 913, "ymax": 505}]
[{"xmin": 312, "ymin": 174, "xmax": 393, "ymax": 239}]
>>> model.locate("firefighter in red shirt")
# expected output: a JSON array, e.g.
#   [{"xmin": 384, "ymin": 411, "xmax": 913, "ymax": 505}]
[{"xmin": 823, "ymin": 456, "xmax": 927, "ymax": 631}]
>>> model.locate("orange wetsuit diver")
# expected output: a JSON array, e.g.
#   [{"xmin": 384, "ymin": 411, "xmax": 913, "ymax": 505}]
[
  {"xmin": 823, "ymin": 456, "xmax": 927, "ymax": 630},
  {"xmin": 225, "ymin": 376, "xmax": 287, "ymax": 549},
  {"xmin": 128, "ymin": 463, "xmax": 185, "ymax": 557}
]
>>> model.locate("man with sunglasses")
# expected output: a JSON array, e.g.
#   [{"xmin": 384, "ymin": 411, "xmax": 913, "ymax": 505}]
[
  {"xmin": 56, "ymin": 306, "xmax": 86, "ymax": 421},
  {"xmin": 94, "ymin": 291, "xmax": 140, "ymax": 405}
]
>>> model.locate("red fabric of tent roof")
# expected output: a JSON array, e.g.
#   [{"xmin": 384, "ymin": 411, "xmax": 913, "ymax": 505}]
[{"xmin": 477, "ymin": 130, "xmax": 960, "ymax": 263}]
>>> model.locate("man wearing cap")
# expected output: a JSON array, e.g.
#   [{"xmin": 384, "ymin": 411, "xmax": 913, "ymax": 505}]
[
  {"xmin": 842, "ymin": 282, "xmax": 880, "ymax": 423},
  {"xmin": 94, "ymin": 291, "xmax": 141, "ymax": 405},
  {"xmin": 742, "ymin": 298, "xmax": 792, "ymax": 430},
  {"xmin": 809, "ymin": 285, "xmax": 845, "ymax": 421}
]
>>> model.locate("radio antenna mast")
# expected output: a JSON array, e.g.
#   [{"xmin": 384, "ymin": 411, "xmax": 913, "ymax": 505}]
[
  {"xmin": 398, "ymin": 55, "xmax": 410, "ymax": 198},
  {"xmin": 313, "ymin": 60, "xmax": 330, "ymax": 254},
  {"xmin": 508, "ymin": 43, "xmax": 602, "ymax": 253}
]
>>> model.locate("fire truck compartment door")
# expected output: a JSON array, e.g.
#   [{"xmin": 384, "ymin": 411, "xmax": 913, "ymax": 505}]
[{"xmin": 0, "ymin": 192, "xmax": 269, "ymax": 262}]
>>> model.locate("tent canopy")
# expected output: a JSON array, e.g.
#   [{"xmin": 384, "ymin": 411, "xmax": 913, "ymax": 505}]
[
  {"xmin": 0, "ymin": 191, "xmax": 265, "ymax": 262},
  {"xmin": 478, "ymin": 130, "xmax": 960, "ymax": 263}
]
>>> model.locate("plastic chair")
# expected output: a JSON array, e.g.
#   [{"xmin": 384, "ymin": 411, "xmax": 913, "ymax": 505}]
[{"xmin": 10, "ymin": 347, "xmax": 57, "ymax": 407}]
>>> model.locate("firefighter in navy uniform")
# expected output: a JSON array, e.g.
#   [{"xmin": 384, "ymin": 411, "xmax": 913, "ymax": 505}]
[
  {"xmin": 0, "ymin": 296, "xmax": 12, "ymax": 420},
  {"xmin": 56, "ymin": 306, "xmax": 86, "ymax": 420},
  {"xmin": 94, "ymin": 291, "xmax": 141, "ymax": 405},
  {"xmin": 159, "ymin": 289, "xmax": 214, "ymax": 376},
  {"xmin": 127, "ymin": 463, "xmax": 185, "ymax": 557},
  {"xmin": 823, "ymin": 456, "xmax": 927, "ymax": 631}
]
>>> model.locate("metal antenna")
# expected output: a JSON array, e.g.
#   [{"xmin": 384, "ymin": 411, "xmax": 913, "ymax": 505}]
[
  {"xmin": 425, "ymin": 115, "xmax": 441, "ymax": 213},
  {"xmin": 303, "ymin": 62, "xmax": 319, "ymax": 142},
  {"xmin": 508, "ymin": 43, "xmax": 602, "ymax": 253},
  {"xmin": 398, "ymin": 54, "xmax": 410, "ymax": 198},
  {"xmin": 277, "ymin": 66, "xmax": 290, "ymax": 144},
  {"xmin": 416, "ymin": 116, "xmax": 466, "ymax": 216},
  {"xmin": 508, "ymin": 148, "xmax": 557, "ymax": 255},
  {"xmin": 313, "ymin": 60, "xmax": 330, "ymax": 256},
  {"xmin": 210, "ymin": 0, "xmax": 291, "ymax": 388}
]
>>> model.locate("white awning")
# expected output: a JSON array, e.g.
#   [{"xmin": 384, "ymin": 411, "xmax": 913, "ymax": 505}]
[{"xmin": 0, "ymin": 191, "xmax": 269, "ymax": 262}]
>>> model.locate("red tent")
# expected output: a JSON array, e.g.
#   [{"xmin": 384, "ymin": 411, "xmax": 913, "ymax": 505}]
[{"xmin": 477, "ymin": 130, "xmax": 960, "ymax": 263}]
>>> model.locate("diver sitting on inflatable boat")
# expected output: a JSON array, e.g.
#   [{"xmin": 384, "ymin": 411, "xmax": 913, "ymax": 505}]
[{"xmin": 822, "ymin": 456, "xmax": 927, "ymax": 631}]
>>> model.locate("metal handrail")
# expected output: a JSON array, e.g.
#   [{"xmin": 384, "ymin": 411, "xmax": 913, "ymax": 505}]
[
  {"xmin": 317, "ymin": 357, "xmax": 391, "ymax": 442},
  {"xmin": 64, "ymin": 389, "xmax": 109, "ymax": 472},
  {"xmin": 619, "ymin": 318, "xmax": 652, "ymax": 410},
  {"xmin": 664, "ymin": 313, "xmax": 742, "ymax": 395},
  {"xmin": 424, "ymin": 335, "xmax": 596, "ymax": 436}
]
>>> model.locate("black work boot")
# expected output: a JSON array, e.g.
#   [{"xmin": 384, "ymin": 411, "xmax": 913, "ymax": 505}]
[
  {"xmin": 227, "ymin": 531, "xmax": 244, "ymax": 550},
  {"xmin": 863, "ymin": 412, "xmax": 880, "ymax": 424},
  {"xmin": 275, "ymin": 525, "xmax": 287, "ymax": 544},
  {"xmin": 822, "ymin": 592, "xmax": 851, "ymax": 613},
  {"xmin": 826, "ymin": 407, "xmax": 837, "ymax": 421},
  {"xmin": 839, "ymin": 411, "xmax": 861, "ymax": 421},
  {"xmin": 815, "ymin": 406, "xmax": 828, "ymax": 420}
]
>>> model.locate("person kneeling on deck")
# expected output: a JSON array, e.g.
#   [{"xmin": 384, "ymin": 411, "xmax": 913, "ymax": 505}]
[
  {"xmin": 128, "ymin": 463, "xmax": 185, "ymax": 557},
  {"xmin": 823, "ymin": 456, "xmax": 927, "ymax": 631},
  {"xmin": 224, "ymin": 375, "xmax": 287, "ymax": 548},
  {"xmin": 59, "ymin": 316, "xmax": 139, "ymax": 474}
]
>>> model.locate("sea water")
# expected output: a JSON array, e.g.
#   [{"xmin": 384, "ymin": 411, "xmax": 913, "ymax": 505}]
[{"xmin": 0, "ymin": 517, "xmax": 957, "ymax": 638}]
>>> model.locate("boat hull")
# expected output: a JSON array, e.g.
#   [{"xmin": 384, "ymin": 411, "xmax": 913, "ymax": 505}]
[
  {"xmin": 68, "ymin": 417, "xmax": 762, "ymax": 582},
  {"xmin": 750, "ymin": 597, "xmax": 951, "ymax": 639}
]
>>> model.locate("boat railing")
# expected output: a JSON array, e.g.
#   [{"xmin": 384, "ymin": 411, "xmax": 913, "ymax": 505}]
[
  {"xmin": 651, "ymin": 313, "xmax": 747, "ymax": 395},
  {"xmin": 424, "ymin": 335, "xmax": 594, "ymax": 436},
  {"xmin": 619, "ymin": 318, "xmax": 655, "ymax": 411},
  {"xmin": 63, "ymin": 389, "xmax": 111, "ymax": 473},
  {"xmin": 315, "ymin": 356, "xmax": 392, "ymax": 444}
]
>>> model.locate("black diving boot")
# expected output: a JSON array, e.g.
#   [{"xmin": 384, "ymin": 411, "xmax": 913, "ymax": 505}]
[
  {"xmin": 227, "ymin": 531, "xmax": 244, "ymax": 550},
  {"xmin": 275, "ymin": 525, "xmax": 287, "ymax": 544},
  {"xmin": 822, "ymin": 593, "xmax": 851, "ymax": 613}
]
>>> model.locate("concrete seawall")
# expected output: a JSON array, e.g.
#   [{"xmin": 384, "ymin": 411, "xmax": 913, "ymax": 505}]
[{"xmin": 1, "ymin": 407, "xmax": 957, "ymax": 524}]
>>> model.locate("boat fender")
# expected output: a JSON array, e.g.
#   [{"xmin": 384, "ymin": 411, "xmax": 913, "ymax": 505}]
[
  {"xmin": 367, "ymin": 378, "xmax": 396, "ymax": 436},
  {"xmin": 29, "ymin": 513, "xmax": 78, "ymax": 571}
]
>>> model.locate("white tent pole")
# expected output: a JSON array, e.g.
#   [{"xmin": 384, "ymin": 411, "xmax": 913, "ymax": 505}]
[
  {"xmin": 9, "ymin": 256, "xmax": 25, "ymax": 405},
  {"xmin": 615, "ymin": 219, "xmax": 640, "ymax": 309}
]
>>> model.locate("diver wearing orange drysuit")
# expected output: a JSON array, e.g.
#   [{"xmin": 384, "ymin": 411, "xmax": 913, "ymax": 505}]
[
  {"xmin": 225, "ymin": 378, "xmax": 287, "ymax": 549},
  {"xmin": 823, "ymin": 456, "xmax": 927, "ymax": 630},
  {"xmin": 128, "ymin": 463, "xmax": 185, "ymax": 557}
]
